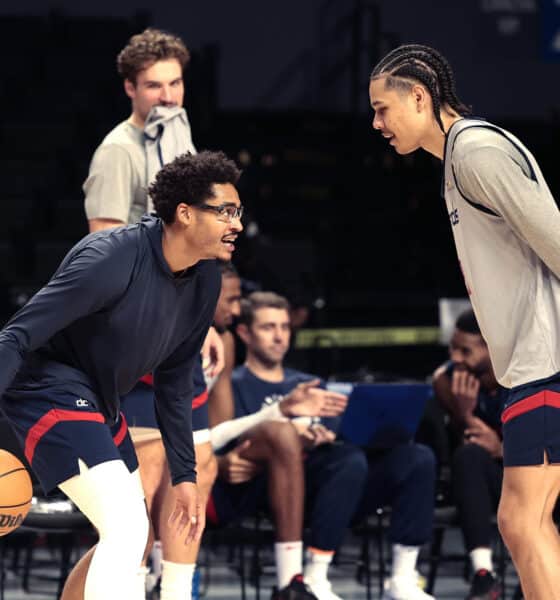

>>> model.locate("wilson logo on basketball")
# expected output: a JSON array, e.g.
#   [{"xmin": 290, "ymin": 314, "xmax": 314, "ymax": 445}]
[
  {"xmin": 0, "ymin": 449, "xmax": 33, "ymax": 536},
  {"xmin": 0, "ymin": 513, "xmax": 24, "ymax": 529}
]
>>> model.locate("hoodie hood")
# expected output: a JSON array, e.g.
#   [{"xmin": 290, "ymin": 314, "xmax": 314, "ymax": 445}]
[{"xmin": 141, "ymin": 215, "xmax": 201, "ymax": 283}]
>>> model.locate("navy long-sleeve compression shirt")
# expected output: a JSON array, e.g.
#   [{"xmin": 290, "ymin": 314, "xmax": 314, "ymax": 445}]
[{"xmin": 0, "ymin": 216, "xmax": 220, "ymax": 484}]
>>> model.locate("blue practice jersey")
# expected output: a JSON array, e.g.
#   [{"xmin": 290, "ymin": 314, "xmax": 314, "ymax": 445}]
[
  {"xmin": 231, "ymin": 365, "xmax": 339, "ymax": 434},
  {"xmin": 232, "ymin": 366, "xmax": 318, "ymax": 418},
  {"xmin": 0, "ymin": 216, "xmax": 220, "ymax": 484}
]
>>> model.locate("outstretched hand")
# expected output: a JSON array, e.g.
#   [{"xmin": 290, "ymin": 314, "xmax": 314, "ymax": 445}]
[
  {"xmin": 168, "ymin": 481, "xmax": 204, "ymax": 545},
  {"xmin": 280, "ymin": 379, "xmax": 348, "ymax": 418}
]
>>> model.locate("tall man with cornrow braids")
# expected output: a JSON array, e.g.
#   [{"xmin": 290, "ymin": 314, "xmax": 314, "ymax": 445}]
[{"xmin": 369, "ymin": 44, "xmax": 560, "ymax": 599}]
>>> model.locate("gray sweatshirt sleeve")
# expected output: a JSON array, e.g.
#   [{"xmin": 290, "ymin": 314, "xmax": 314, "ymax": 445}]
[
  {"xmin": 454, "ymin": 145, "xmax": 560, "ymax": 278},
  {"xmin": 83, "ymin": 144, "xmax": 135, "ymax": 223}
]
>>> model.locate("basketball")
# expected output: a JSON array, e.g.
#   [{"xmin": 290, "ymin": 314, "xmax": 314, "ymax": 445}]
[{"xmin": 0, "ymin": 449, "xmax": 33, "ymax": 536}]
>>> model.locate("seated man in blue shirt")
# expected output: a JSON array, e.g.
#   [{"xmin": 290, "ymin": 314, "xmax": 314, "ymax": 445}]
[{"xmin": 209, "ymin": 291, "xmax": 366, "ymax": 600}]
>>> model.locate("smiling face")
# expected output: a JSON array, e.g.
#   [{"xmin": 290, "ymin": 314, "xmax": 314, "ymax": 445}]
[
  {"xmin": 125, "ymin": 58, "xmax": 184, "ymax": 126},
  {"xmin": 181, "ymin": 183, "xmax": 243, "ymax": 262},
  {"xmin": 369, "ymin": 76, "xmax": 433, "ymax": 155},
  {"xmin": 449, "ymin": 329, "xmax": 492, "ymax": 377}
]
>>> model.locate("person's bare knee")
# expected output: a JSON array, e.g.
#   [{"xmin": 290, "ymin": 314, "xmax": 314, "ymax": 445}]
[
  {"xmin": 497, "ymin": 496, "xmax": 523, "ymax": 552},
  {"xmin": 499, "ymin": 464, "xmax": 560, "ymax": 557},
  {"xmin": 245, "ymin": 420, "xmax": 301, "ymax": 462}
]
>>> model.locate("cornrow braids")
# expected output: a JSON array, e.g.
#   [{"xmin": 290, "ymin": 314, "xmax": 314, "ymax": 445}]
[{"xmin": 371, "ymin": 44, "xmax": 471, "ymax": 133}]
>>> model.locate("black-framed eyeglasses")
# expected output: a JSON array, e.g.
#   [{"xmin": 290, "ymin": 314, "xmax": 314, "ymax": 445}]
[{"xmin": 195, "ymin": 203, "xmax": 244, "ymax": 223}]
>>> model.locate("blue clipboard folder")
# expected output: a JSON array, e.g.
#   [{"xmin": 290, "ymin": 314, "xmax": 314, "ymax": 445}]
[{"xmin": 330, "ymin": 383, "xmax": 431, "ymax": 448}]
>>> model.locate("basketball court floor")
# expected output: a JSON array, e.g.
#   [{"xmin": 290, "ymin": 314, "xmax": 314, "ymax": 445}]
[{"xmin": 2, "ymin": 527, "xmax": 521, "ymax": 599}]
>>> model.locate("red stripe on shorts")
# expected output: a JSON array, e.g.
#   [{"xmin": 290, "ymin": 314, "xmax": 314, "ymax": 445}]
[
  {"xmin": 140, "ymin": 374, "xmax": 207, "ymax": 409},
  {"xmin": 112, "ymin": 412, "xmax": 128, "ymax": 447},
  {"xmin": 25, "ymin": 409, "xmax": 105, "ymax": 464},
  {"xmin": 192, "ymin": 390, "xmax": 208, "ymax": 409},
  {"xmin": 501, "ymin": 390, "xmax": 560, "ymax": 424},
  {"xmin": 140, "ymin": 374, "xmax": 154, "ymax": 386}
]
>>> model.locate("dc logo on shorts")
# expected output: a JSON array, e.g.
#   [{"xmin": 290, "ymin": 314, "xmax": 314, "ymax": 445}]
[{"xmin": 76, "ymin": 398, "xmax": 89, "ymax": 408}]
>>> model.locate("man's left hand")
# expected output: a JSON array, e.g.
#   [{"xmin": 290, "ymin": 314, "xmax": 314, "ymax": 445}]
[
  {"xmin": 294, "ymin": 422, "xmax": 336, "ymax": 449},
  {"xmin": 464, "ymin": 416, "xmax": 502, "ymax": 458},
  {"xmin": 168, "ymin": 481, "xmax": 205, "ymax": 545}
]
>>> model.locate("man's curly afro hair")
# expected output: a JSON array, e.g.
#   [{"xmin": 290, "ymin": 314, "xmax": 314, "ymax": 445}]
[{"xmin": 149, "ymin": 151, "xmax": 241, "ymax": 224}]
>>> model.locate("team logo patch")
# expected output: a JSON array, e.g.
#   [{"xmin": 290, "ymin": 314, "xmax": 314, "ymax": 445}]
[
  {"xmin": 262, "ymin": 394, "xmax": 283, "ymax": 409},
  {"xmin": 449, "ymin": 208, "xmax": 459, "ymax": 226}
]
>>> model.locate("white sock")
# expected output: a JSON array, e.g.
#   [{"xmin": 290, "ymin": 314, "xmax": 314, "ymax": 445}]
[
  {"xmin": 470, "ymin": 547, "xmax": 493, "ymax": 573},
  {"xmin": 133, "ymin": 565, "xmax": 149, "ymax": 599},
  {"xmin": 274, "ymin": 541, "xmax": 303, "ymax": 589},
  {"xmin": 304, "ymin": 548, "xmax": 334, "ymax": 584},
  {"xmin": 151, "ymin": 540, "xmax": 163, "ymax": 579},
  {"xmin": 160, "ymin": 560, "xmax": 195, "ymax": 600},
  {"xmin": 391, "ymin": 544, "xmax": 420, "ymax": 582}
]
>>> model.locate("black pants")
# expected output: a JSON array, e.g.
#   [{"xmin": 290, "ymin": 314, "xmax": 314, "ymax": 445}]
[
  {"xmin": 452, "ymin": 443, "xmax": 503, "ymax": 551},
  {"xmin": 355, "ymin": 443, "xmax": 436, "ymax": 545}
]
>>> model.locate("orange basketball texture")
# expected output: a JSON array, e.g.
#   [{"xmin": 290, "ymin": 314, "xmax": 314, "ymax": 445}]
[{"xmin": 0, "ymin": 449, "xmax": 33, "ymax": 536}]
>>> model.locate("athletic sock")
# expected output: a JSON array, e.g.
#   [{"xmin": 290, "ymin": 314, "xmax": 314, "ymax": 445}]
[
  {"xmin": 160, "ymin": 560, "xmax": 195, "ymax": 600},
  {"xmin": 470, "ymin": 547, "xmax": 493, "ymax": 573},
  {"xmin": 304, "ymin": 547, "xmax": 334, "ymax": 584},
  {"xmin": 274, "ymin": 541, "xmax": 303, "ymax": 589},
  {"xmin": 391, "ymin": 543, "xmax": 420, "ymax": 582}
]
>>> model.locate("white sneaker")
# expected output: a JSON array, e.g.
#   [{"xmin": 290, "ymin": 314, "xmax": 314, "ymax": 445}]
[
  {"xmin": 304, "ymin": 577, "xmax": 343, "ymax": 600},
  {"xmin": 381, "ymin": 575, "xmax": 435, "ymax": 600}
]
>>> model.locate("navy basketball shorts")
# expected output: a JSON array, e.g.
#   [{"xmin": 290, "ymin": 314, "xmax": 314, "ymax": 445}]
[
  {"xmin": 1, "ymin": 387, "xmax": 137, "ymax": 495},
  {"xmin": 207, "ymin": 474, "xmax": 268, "ymax": 526},
  {"xmin": 120, "ymin": 380, "xmax": 210, "ymax": 445},
  {"xmin": 501, "ymin": 375, "xmax": 560, "ymax": 467}
]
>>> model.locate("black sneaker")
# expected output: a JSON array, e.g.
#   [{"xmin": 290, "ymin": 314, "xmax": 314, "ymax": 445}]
[
  {"xmin": 271, "ymin": 574, "xmax": 318, "ymax": 599},
  {"xmin": 466, "ymin": 569, "xmax": 501, "ymax": 600}
]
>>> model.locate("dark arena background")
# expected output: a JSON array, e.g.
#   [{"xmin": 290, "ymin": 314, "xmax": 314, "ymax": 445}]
[
  {"xmin": 1, "ymin": 0, "xmax": 559, "ymax": 380},
  {"xmin": 2, "ymin": 2, "xmax": 560, "ymax": 600}
]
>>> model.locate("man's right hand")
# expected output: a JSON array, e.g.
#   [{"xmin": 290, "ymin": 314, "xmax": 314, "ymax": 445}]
[
  {"xmin": 295, "ymin": 423, "xmax": 336, "ymax": 449},
  {"xmin": 217, "ymin": 440, "xmax": 262, "ymax": 484},
  {"xmin": 451, "ymin": 369, "xmax": 480, "ymax": 420},
  {"xmin": 279, "ymin": 379, "xmax": 348, "ymax": 418}
]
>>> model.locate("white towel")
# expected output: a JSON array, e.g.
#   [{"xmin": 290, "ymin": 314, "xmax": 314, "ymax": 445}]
[{"xmin": 144, "ymin": 105, "xmax": 197, "ymax": 213}]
